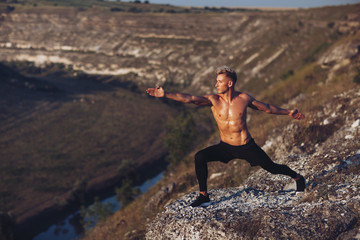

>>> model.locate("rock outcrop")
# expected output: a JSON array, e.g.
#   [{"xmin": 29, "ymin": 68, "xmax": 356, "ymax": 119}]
[
  {"xmin": 146, "ymin": 89, "xmax": 360, "ymax": 239},
  {"xmin": 146, "ymin": 189, "xmax": 357, "ymax": 240}
]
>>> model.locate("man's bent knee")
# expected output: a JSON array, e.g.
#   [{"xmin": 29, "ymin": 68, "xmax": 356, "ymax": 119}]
[{"xmin": 195, "ymin": 151, "xmax": 206, "ymax": 165}]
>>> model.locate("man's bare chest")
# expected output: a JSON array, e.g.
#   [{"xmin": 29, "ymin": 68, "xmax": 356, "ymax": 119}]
[{"xmin": 211, "ymin": 100, "xmax": 248, "ymax": 122}]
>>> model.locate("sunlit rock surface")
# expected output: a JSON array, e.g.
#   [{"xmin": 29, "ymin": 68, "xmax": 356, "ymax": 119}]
[{"xmin": 146, "ymin": 188, "xmax": 357, "ymax": 240}]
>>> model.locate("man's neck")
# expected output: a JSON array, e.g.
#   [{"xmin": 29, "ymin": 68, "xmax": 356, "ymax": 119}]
[{"xmin": 220, "ymin": 88, "xmax": 236, "ymax": 103}]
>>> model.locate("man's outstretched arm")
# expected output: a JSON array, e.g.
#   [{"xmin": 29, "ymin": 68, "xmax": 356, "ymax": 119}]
[
  {"xmin": 146, "ymin": 86, "xmax": 212, "ymax": 106},
  {"xmin": 248, "ymin": 95, "xmax": 305, "ymax": 120}
]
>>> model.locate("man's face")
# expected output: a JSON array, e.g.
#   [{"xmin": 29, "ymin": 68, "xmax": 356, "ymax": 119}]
[{"xmin": 215, "ymin": 74, "xmax": 233, "ymax": 94}]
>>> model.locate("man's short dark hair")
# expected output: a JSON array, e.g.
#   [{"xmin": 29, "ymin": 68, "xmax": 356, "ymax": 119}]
[{"xmin": 216, "ymin": 66, "xmax": 237, "ymax": 85}]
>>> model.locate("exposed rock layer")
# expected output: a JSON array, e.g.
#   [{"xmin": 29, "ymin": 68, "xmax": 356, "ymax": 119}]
[{"xmin": 1, "ymin": 4, "xmax": 359, "ymax": 93}]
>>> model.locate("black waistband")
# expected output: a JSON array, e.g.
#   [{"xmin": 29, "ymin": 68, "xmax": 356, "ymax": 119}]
[{"xmin": 220, "ymin": 138, "xmax": 255, "ymax": 148}]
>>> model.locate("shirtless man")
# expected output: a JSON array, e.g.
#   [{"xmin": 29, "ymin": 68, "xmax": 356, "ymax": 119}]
[{"xmin": 146, "ymin": 66, "xmax": 306, "ymax": 207}]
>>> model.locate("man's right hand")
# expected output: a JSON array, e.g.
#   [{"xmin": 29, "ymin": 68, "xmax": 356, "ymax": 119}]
[{"xmin": 146, "ymin": 86, "xmax": 165, "ymax": 98}]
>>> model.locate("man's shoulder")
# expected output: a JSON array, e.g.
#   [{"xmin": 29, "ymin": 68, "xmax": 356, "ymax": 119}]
[
  {"xmin": 204, "ymin": 94, "xmax": 220, "ymax": 100},
  {"xmin": 200, "ymin": 94, "xmax": 219, "ymax": 106},
  {"xmin": 236, "ymin": 92, "xmax": 252, "ymax": 100}
]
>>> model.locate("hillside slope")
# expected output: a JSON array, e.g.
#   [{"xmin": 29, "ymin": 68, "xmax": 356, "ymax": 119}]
[
  {"xmin": 0, "ymin": 62, "xmax": 179, "ymax": 234},
  {"xmin": 0, "ymin": 3, "xmax": 359, "ymax": 95}
]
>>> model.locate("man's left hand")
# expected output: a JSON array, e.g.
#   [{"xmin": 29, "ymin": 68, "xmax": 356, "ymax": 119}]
[{"xmin": 289, "ymin": 109, "xmax": 305, "ymax": 120}]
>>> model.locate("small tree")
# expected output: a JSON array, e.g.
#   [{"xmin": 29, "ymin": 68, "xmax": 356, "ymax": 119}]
[
  {"xmin": 165, "ymin": 112, "xmax": 197, "ymax": 166},
  {"xmin": 80, "ymin": 197, "xmax": 115, "ymax": 230},
  {"xmin": 6, "ymin": 6, "xmax": 15, "ymax": 12},
  {"xmin": 115, "ymin": 179, "xmax": 140, "ymax": 208},
  {"xmin": 353, "ymin": 68, "xmax": 360, "ymax": 84}
]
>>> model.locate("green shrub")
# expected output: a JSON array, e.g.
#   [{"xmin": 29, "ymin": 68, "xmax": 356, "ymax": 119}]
[
  {"xmin": 117, "ymin": 159, "xmax": 139, "ymax": 182},
  {"xmin": 110, "ymin": 7, "xmax": 124, "ymax": 12},
  {"xmin": 165, "ymin": 112, "xmax": 197, "ymax": 166},
  {"xmin": 353, "ymin": 68, "xmax": 360, "ymax": 84},
  {"xmin": 280, "ymin": 69, "xmax": 294, "ymax": 80},
  {"xmin": 304, "ymin": 42, "xmax": 329, "ymax": 63},
  {"xmin": 115, "ymin": 179, "xmax": 140, "ymax": 208},
  {"xmin": 80, "ymin": 197, "xmax": 115, "ymax": 230},
  {"xmin": 6, "ymin": 6, "xmax": 15, "ymax": 12}
]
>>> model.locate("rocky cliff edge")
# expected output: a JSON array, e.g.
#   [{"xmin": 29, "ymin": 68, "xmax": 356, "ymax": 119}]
[{"xmin": 146, "ymin": 89, "xmax": 360, "ymax": 239}]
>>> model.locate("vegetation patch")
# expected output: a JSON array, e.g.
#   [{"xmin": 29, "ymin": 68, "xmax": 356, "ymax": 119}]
[
  {"xmin": 165, "ymin": 111, "xmax": 197, "ymax": 166},
  {"xmin": 115, "ymin": 179, "xmax": 140, "ymax": 208},
  {"xmin": 304, "ymin": 42, "xmax": 330, "ymax": 63},
  {"xmin": 353, "ymin": 67, "xmax": 360, "ymax": 84},
  {"xmin": 294, "ymin": 118, "xmax": 344, "ymax": 147},
  {"xmin": 80, "ymin": 197, "xmax": 116, "ymax": 231},
  {"xmin": 0, "ymin": 63, "xmax": 178, "ymax": 214}
]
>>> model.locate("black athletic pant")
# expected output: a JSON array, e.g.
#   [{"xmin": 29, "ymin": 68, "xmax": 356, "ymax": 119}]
[{"xmin": 195, "ymin": 139, "xmax": 298, "ymax": 192}]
